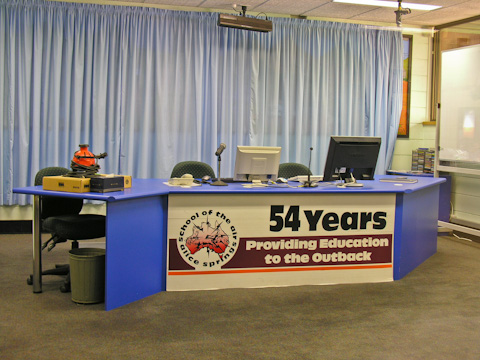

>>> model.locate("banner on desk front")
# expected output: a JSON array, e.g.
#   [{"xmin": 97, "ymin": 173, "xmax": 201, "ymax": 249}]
[{"xmin": 167, "ymin": 193, "xmax": 395, "ymax": 291}]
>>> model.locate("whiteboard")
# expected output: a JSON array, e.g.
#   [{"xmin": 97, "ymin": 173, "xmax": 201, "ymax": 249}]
[{"xmin": 439, "ymin": 45, "xmax": 480, "ymax": 164}]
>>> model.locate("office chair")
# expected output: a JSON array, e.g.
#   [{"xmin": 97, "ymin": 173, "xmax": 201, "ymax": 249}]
[
  {"xmin": 27, "ymin": 167, "xmax": 106, "ymax": 293},
  {"xmin": 278, "ymin": 162, "xmax": 312, "ymax": 179},
  {"xmin": 170, "ymin": 161, "xmax": 216, "ymax": 179}
]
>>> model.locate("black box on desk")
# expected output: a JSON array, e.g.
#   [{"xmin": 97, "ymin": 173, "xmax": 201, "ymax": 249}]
[
  {"xmin": 90, "ymin": 176, "xmax": 124, "ymax": 193},
  {"xmin": 98, "ymin": 174, "xmax": 132, "ymax": 188}
]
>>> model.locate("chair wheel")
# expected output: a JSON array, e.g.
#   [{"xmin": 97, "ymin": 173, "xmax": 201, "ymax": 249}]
[
  {"xmin": 27, "ymin": 275, "xmax": 33, "ymax": 285},
  {"xmin": 60, "ymin": 283, "xmax": 71, "ymax": 293}
]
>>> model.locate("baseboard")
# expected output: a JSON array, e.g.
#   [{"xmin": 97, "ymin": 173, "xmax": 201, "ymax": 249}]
[
  {"xmin": 450, "ymin": 216, "xmax": 480, "ymax": 231},
  {"xmin": 0, "ymin": 220, "xmax": 32, "ymax": 234}
]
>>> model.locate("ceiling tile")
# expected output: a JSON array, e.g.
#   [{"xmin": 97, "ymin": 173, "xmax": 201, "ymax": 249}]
[
  {"xmin": 144, "ymin": 0, "xmax": 204, "ymax": 6},
  {"xmin": 304, "ymin": 2, "xmax": 377, "ymax": 19},
  {"xmin": 254, "ymin": 0, "xmax": 330, "ymax": 16},
  {"xmin": 49, "ymin": 0, "xmax": 480, "ymax": 27},
  {"xmin": 201, "ymin": 0, "xmax": 268, "ymax": 11}
]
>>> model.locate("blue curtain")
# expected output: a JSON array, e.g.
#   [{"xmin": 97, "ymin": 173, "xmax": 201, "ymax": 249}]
[{"xmin": 1, "ymin": 0, "xmax": 403, "ymax": 205}]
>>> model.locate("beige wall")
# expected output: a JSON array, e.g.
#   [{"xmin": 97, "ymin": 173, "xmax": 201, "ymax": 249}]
[
  {"xmin": 391, "ymin": 30, "xmax": 436, "ymax": 171},
  {"xmin": 0, "ymin": 204, "xmax": 105, "ymax": 221}
]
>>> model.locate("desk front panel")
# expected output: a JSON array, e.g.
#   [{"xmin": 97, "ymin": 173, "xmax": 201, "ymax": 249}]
[
  {"xmin": 105, "ymin": 195, "xmax": 167, "ymax": 310},
  {"xmin": 167, "ymin": 193, "xmax": 396, "ymax": 291}
]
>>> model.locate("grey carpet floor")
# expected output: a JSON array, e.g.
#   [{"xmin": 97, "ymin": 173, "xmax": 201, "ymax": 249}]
[{"xmin": 1, "ymin": 233, "xmax": 480, "ymax": 360}]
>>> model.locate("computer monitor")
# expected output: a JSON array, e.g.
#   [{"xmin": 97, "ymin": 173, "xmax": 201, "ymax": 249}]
[
  {"xmin": 322, "ymin": 136, "xmax": 381, "ymax": 183},
  {"xmin": 233, "ymin": 146, "xmax": 282, "ymax": 182}
]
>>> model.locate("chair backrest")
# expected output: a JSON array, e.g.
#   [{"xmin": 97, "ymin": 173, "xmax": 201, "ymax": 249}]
[
  {"xmin": 278, "ymin": 162, "xmax": 312, "ymax": 179},
  {"xmin": 35, "ymin": 167, "xmax": 83, "ymax": 219},
  {"xmin": 170, "ymin": 161, "xmax": 216, "ymax": 179}
]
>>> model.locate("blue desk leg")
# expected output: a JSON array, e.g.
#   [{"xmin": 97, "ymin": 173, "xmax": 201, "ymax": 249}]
[
  {"xmin": 394, "ymin": 185, "xmax": 440, "ymax": 280},
  {"xmin": 104, "ymin": 195, "xmax": 167, "ymax": 310}
]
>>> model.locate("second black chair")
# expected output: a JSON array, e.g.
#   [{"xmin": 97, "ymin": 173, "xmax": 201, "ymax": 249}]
[
  {"xmin": 170, "ymin": 161, "xmax": 216, "ymax": 179},
  {"xmin": 28, "ymin": 167, "xmax": 106, "ymax": 292},
  {"xmin": 278, "ymin": 162, "xmax": 312, "ymax": 179}
]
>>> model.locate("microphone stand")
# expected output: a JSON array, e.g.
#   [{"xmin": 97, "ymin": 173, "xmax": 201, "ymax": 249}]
[
  {"xmin": 211, "ymin": 154, "xmax": 227, "ymax": 186},
  {"xmin": 303, "ymin": 147, "xmax": 318, "ymax": 188}
]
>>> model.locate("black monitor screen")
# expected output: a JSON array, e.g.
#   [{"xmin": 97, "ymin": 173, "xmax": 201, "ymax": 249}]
[{"xmin": 323, "ymin": 136, "xmax": 381, "ymax": 182}]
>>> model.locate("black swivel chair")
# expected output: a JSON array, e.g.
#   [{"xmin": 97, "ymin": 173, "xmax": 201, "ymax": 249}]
[
  {"xmin": 170, "ymin": 161, "xmax": 216, "ymax": 179},
  {"xmin": 278, "ymin": 162, "xmax": 312, "ymax": 179},
  {"xmin": 27, "ymin": 167, "xmax": 106, "ymax": 292}
]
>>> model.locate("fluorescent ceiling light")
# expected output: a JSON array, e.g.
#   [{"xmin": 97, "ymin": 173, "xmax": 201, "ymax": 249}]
[{"xmin": 333, "ymin": 0, "xmax": 442, "ymax": 11}]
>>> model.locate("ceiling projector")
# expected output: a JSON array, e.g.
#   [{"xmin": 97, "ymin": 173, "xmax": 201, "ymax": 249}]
[{"xmin": 217, "ymin": 13, "xmax": 273, "ymax": 32}]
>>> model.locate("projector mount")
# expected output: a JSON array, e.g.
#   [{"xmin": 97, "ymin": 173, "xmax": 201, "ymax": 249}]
[
  {"xmin": 217, "ymin": 4, "xmax": 273, "ymax": 32},
  {"xmin": 233, "ymin": 4, "xmax": 247, "ymax": 17},
  {"xmin": 394, "ymin": 0, "xmax": 412, "ymax": 27}
]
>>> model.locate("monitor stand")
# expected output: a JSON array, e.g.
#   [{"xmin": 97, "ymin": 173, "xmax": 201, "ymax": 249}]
[
  {"xmin": 337, "ymin": 173, "xmax": 363, "ymax": 188},
  {"xmin": 344, "ymin": 182, "xmax": 364, "ymax": 187},
  {"xmin": 242, "ymin": 179, "xmax": 268, "ymax": 188}
]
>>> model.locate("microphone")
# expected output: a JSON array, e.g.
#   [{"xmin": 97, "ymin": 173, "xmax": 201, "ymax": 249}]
[
  {"xmin": 215, "ymin": 143, "xmax": 226, "ymax": 156},
  {"xmin": 304, "ymin": 147, "xmax": 317, "ymax": 188}
]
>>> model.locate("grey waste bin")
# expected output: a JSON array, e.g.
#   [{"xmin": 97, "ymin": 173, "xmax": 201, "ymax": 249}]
[{"xmin": 69, "ymin": 248, "xmax": 106, "ymax": 304}]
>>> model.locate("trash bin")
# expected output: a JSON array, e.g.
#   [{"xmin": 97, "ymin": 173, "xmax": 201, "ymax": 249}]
[{"xmin": 69, "ymin": 248, "xmax": 106, "ymax": 304}]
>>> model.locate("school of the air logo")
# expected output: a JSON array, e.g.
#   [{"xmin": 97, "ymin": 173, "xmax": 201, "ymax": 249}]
[{"xmin": 176, "ymin": 210, "xmax": 239, "ymax": 270}]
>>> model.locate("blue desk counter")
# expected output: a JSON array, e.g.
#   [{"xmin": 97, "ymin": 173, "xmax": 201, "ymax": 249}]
[
  {"xmin": 14, "ymin": 178, "xmax": 170, "ymax": 201},
  {"xmin": 386, "ymin": 170, "xmax": 451, "ymax": 221},
  {"xmin": 14, "ymin": 175, "xmax": 444, "ymax": 310},
  {"xmin": 168, "ymin": 175, "xmax": 443, "ymax": 194}
]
